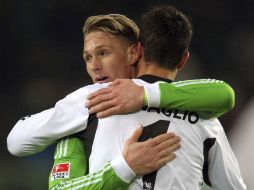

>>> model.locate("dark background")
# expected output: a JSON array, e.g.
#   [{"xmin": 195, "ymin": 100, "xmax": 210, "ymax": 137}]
[{"xmin": 1, "ymin": 0, "xmax": 253, "ymax": 189}]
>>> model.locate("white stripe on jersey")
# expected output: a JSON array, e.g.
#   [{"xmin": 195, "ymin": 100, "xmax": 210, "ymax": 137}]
[
  {"xmin": 59, "ymin": 139, "xmax": 64, "ymax": 158},
  {"xmin": 54, "ymin": 142, "xmax": 60, "ymax": 159},
  {"xmin": 54, "ymin": 138, "xmax": 69, "ymax": 159},
  {"xmin": 63, "ymin": 138, "xmax": 68, "ymax": 157},
  {"xmin": 172, "ymin": 79, "xmax": 223, "ymax": 87},
  {"xmin": 52, "ymin": 163, "xmax": 111, "ymax": 190},
  {"xmin": 171, "ymin": 78, "xmax": 213, "ymax": 85},
  {"xmin": 67, "ymin": 179, "xmax": 102, "ymax": 190}
]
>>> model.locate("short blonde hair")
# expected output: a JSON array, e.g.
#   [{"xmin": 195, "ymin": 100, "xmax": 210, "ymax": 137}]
[{"xmin": 83, "ymin": 14, "xmax": 140, "ymax": 44}]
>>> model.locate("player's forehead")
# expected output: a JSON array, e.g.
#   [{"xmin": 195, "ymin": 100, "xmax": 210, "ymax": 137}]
[{"xmin": 83, "ymin": 31, "xmax": 129, "ymax": 53}]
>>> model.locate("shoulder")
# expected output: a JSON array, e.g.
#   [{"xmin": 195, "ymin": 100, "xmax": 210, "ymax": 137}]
[
  {"xmin": 198, "ymin": 118, "xmax": 225, "ymax": 137},
  {"xmin": 132, "ymin": 79, "xmax": 150, "ymax": 86},
  {"xmin": 66, "ymin": 83, "xmax": 110, "ymax": 99}
]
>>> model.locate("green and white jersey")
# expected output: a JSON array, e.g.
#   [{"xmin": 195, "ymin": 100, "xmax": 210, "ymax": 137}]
[
  {"xmin": 7, "ymin": 75, "xmax": 241, "ymax": 189},
  {"xmin": 89, "ymin": 75, "xmax": 245, "ymax": 190},
  {"xmin": 7, "ymin": 77, "xmax": 235, "ymax": 157},
  {"xmin": 49, "ymin": 137, "xmax": 131, "ymax": 190},
  {"xmin": 144, "ymin": 78, "xmax": 235, "ymax": 118}
]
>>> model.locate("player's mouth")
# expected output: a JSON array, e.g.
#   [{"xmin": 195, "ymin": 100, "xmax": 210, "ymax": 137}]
[{"xmin": 95, "ymin": 76, "xmax": 110, "ymax": 83}]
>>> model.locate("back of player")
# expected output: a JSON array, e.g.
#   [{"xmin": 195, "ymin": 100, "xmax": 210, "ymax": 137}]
[{"xmin": 89, "ymin": 81, "xmax": 245, "ymax": 190}]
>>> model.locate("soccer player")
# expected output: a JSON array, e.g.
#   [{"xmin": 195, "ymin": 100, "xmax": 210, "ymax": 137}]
[
  {"xmin": 86, "ymin": 6, "xmax": 246, "ymax": 189},
  {"xmin": 7, "ymin": 9, "xmax": 240, "ymax": 190},
  {"xmin": 46, "ymin": 13, "xmax": 236, "ymax": 190}
]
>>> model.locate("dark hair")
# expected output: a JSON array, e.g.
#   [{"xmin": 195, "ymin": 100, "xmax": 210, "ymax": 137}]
[{"xmin": 140, "ymin": 5, "xmax": 193, "ymax": 69}]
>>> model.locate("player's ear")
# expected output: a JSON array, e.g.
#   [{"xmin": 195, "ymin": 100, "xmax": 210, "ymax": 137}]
[
  {"xmin": 128, "ymin": 42, "xmax": 140, "ymax": 66},
  {"xmin": 136, "ymin": 42, "xmax": 143, "ymax": 59},
  {"xmin": 177, "ymin": 51, "xmax": 189, "ymax": 70}
]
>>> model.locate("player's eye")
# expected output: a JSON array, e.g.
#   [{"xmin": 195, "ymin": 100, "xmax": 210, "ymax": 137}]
[
  {"xmin": 99, "ymin": 50, "xmax": 109, "ymax": 56},
  {"xmin": 84, "ymin": 55, "xmax": 92, "ymax": 63}
]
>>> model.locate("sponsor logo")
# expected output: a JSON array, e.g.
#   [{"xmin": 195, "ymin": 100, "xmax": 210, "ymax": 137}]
[{"xmin": 51, "ymin": 163, "xmax": 70, "ymax": 181}]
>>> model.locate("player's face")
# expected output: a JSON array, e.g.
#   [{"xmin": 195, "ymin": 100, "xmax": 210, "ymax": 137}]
[{"xmin": 83, "ymin": 31, "xmax": 133, "ymax": 83}]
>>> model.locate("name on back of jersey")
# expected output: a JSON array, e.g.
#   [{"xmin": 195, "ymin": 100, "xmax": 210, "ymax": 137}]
[{"xmin": 142, "ymin": 106, "xmax": 199, "ymax": 124}]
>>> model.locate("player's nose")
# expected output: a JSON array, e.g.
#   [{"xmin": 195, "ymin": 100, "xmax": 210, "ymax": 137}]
[{"xmin": 90, "ymin": 57, "xmax": 102, "ymax": 71}]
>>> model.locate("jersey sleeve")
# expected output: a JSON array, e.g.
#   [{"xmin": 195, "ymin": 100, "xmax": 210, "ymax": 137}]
[
  {"xmin": 7, "ymin": 87, "xmax": 90, "ymax": 156},
  {"xmin": 144, "ymin": 79, "xmax": 235, "ymax": 119},
  {"xmin": 205, "ymin": 121, "xmax": 246, "ymax": 190},
  {"xmin": 49, "ymin": 137, "xmax": 131, "ymax": 190}
]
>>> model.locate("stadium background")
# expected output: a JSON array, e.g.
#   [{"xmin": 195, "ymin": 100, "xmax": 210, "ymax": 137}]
[{"xmin": 1, "ymin": 0, "xmax": 253, "ymax": 189}]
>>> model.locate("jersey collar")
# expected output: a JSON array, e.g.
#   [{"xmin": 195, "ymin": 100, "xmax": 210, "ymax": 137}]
[{"xmin": 138, "ymin": 74, "xmax": 173, "ymax": 84}]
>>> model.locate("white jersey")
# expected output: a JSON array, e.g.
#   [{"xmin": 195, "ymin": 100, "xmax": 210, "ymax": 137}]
[
  {"xmin": 90, "ymin": 111, "xmax": 244, "ymax": 189},
  {"xmin": 7, "ymin": 82, "xmax": 108, "ymax": 156},
  {"xmin": 89, "ymin": 79, "xmax": 246, "ymax": 190},
  {"xmin": 7, "ymin": 76, "xmax": 245, "ymax": 189}
]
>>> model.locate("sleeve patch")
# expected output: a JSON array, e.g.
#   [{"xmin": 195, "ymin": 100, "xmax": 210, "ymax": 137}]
[{"xmin": 51, "ymin": 162, "xmax": 71, "ymax": 181}]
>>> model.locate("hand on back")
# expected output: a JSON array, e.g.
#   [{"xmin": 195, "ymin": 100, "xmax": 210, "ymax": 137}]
[
  {"xmin": 123, "ymin": 126, "xmax": 181, "ymax": 175},
  {"xmin": 86, "ymin": 79, "xmax": 145, "ymax": 118}
]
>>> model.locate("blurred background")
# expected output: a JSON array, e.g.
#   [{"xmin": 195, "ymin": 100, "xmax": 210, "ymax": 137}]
[{"xmin": 1, "ymin": 0, "xmax": 253, "ymax": 189}]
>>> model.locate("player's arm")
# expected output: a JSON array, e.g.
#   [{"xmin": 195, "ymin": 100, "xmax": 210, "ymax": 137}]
[
  {"xmin": 49, "ymin": 137, "xmax": 130, "ymax": 190},
  {"xmin": 86, "ymin": 79, "xmax": 234, "ymax": 119},
  {"xmin": 205, "ymin": 122, "xmax": 246, "ymax": 190},
  {"xmin": 49, "ymin": 128, "xmax": 180, "ymax": 190},
  {"xmin": 7, "ymin": 87, "xmax": 91, "ymax": 157},
  {"xmin": 150, "ymin": 79, "xmax": 235, "ymax": 118}
]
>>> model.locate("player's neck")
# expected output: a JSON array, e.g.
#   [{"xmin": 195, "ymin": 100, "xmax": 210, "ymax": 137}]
[{"xmin": 136, "ymin": 59, "xmax": 177, "ymax": 81}]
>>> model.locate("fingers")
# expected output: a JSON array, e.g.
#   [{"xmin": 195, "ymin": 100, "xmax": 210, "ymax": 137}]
[
  {"xmin": 87, "ymin": 87, "xmax": 110, "ymax": 100},
  {"xmin": 156, "ymin": 153, "xmax": 177, "ymax": 168},
  {"xmin": 148, "ymin": 132, "xmax": 177, "ymax": 147},
  {"xmin": 149, "ymin": 138, "xmax": 180, "ymax": 170},
  {"xmin": 142, "ymin": 132, "xmax": 180, "ymax": 170},
  {"xmin": 126, "ymin": 125, "xmax": 143, "ymax": 144},
  {"xmin": 86, "ymin": 88, "xmax": 116, "ymax": 112},
  {"xmin": 109, "ymin": 79, "xmax": 121, "ymax": 87},
  {"xmin": 88, "ymin": 99, "xmax": 116, "ymax": 115},
  {"xmin": 123, "ymin": 128, "xmax": 181, "ymax": 175},
  {"xmin": 96, "ymin": 106, "xmax": 120, "ymax": 118},
  {"xmin": 87, "ymin": 79, "xmax": 142, "ymax": 117},
  {"xmin": 155, "ymin": 135, "xmax": 181, "ymax": 152},
  {"xmin": 87, "ymin": 87, "xmax": 112, "ymax": 106},
  {"xmin": 109, "ymin": 79, "xmax": 132, "ymax": 87},
  {"xmin": 157, "ymin": 141, "xmax": 181, "ymax": 158}
]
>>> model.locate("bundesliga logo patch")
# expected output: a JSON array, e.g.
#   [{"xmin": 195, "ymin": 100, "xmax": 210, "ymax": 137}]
[{"xmin": 51, "ymin": 162, "xmax": 70, "ymax": 180}]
